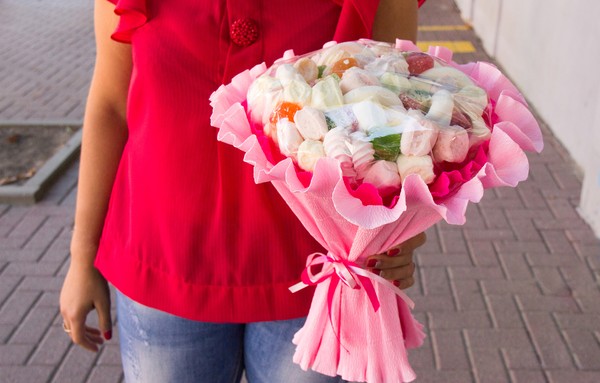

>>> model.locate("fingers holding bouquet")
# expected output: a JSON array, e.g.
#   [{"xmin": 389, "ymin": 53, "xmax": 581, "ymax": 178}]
[{"xmin": 366, "ymin": 232, "xmax": 426, "ymax": 289}]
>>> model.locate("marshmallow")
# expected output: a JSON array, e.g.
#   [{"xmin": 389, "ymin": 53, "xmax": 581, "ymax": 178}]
[
  {"xmin": 380, "ymin": 72, "xmax": 412, "ymax": 95},
  {"xmin": 419, "ymin": 66, "xmax": 475, "ymax": 90},
  {"xmin": 276, "ymin": 119, "xmax": 304, "ymax": 159},
  {"xmin": 275, "ymin": 64, "xmax": 306, "ymax": 86},
  {"xmin": 294, "ymin": 107, "xmax": 329, "ymax": 141},
  {"xmin": 400, "ymin": 110, "xmax": 439, "ymax": 157},
  {"xmin": 352, "ymin": 101, "xmax": 387, "ymax": 133},
  {"xmin": 247, "ymin": 75, "xmax": 283, "ymax": 124},
  {"xmin": 454, "ymin": 85, "xmax": 488, "ymax": 117},
  {"xmin": 368, "ymin": 42, "xmax": 397, "ymax": 57},
  {"xmin": 311, "ymin": 76, "xmax": 344, "ymax": 110},
  {"xmin": 297, "ymin": 139, "xmax": 326, "ymax": 172},
  {"xmin": 293, "ymin": 57, "xmax": 319, "ymax": 84},
  {"xmin": 426, "ymin": 89, "xmax": 454, "ymax": 126},
  {"xmin": 385, "ymin": 105, "xmax": 409, "ymax": 126},
  {"xmin": 316, "ymin": 46, "xmax": 351, "ymax": 67},
  {"xmin": 362, "ymin": 160, "xmax": 402, "ymax": 194},
  {"xmin": 432, "ymin": 125, "xmax": 469, "ymax": 163},
  {"xmin": 343, "ymin": 86, "xmax": 402, "ymax": 108},
  {"xmin": 323, "ymin": 126, "xmax": 354, "ymax": 176},
  {"xmin": 323, "ymin": 126, "xmax": 352, "ymax": 159},
  {"xmin": 396, "ymin": 154, "xmax": 436, "ymax": 184},
  {"xmin": 349, "ymin": 131, "xmax": 375, "ymax": 178},
  {"xmin": 282, "ymin": 80, "xmax": 312, "ymax": 106},
  {"xmin": 339, "ymin": 67, "xmax": 380, "ymax": 94},
  {"xmin": 468, "ymin": 115, "xmax": 492, "ymax": 148},
  {"xmin": 364, "ymin": 55, "xmax": 409, "ymax": 77}
]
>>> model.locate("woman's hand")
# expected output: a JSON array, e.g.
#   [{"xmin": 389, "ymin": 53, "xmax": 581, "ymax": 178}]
[
  {"xmin": 59, "ymin": 251, "xmax": 112, "ymax": 352},
  {"xmin": 58, "ymin": 0, "xmax": 129, "ymax": 353},
  {"xmin": 365, "ymin": 232, "xmax": 426, "ymax": 289}
]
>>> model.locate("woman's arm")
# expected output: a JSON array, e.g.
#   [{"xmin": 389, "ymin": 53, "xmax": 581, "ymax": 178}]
[
  {"xmin": 60, "ymin": 0, "xmax": 132, "ymax": 352},
  {"xmin": 372, "ymin": 0, "xmax": 419, "ymax": 43}
]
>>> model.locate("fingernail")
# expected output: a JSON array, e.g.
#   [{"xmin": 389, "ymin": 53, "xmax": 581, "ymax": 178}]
[
  {"xmin": 103, "ymin": 330, "xmax": 112, "ymax": 340},
  {"xmin": 387, "ymin": 248, "xmax": 400, "ymax": 257},
  {"xmin": 366, "ymin": 259, "xmax": 377, "ymax": 268},
  {"xmin": 393, "ymin": 280, "xmax": 400, "ymax": 287},
  {"xmin": 371, "ymin": 268, "xmax": 382, "ymax": 276}
]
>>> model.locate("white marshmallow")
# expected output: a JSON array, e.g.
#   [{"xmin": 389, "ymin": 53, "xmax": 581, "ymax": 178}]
[
  {"xmin": 311, "ymin": 76, "xmax": 344, "ymax": 110},
  {"xmin": 380, "ymin": 72, "xmax": 412, "ymax": 95},
  {"xmin": 282, "ymin": 80, "xmax": 312, "ymax": 106},
  {"xmin": 297, "ymin": 139, "xmax": 326, "ymax": 172},
  {"xmin": 276, "ymin": 119, "xmax": 304, "ymax": 159},
  {"xmin": 426, "ymin": 89, "xmax": 454, "ymax": 126},
  {"xmin": 294, "ymin": 107, "xmax": 329, "ymax": 141},
  {"xmin": 339, "ymin": 67, "xmax": 380, "ymax": 94},
  {"xmin": 343, "ymin": 86, "xmax": 402, "ymax": 108},
  {"xmin": 352, "ymin": 101, "xmax": 387, "ymax": 133}
]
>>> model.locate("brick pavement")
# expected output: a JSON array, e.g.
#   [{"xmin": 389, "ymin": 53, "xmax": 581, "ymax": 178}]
[
  {"xmin": 1, "ymin": 0, "xmax": 599, "ymax": 382},
  {"xmin": 0, "ymin": 0, "xmax": 94, "ymax": 123}
]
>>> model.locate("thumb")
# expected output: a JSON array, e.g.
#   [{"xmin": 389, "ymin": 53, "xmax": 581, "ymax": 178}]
[{"xmin": 96, "ymin": 295, "xmax": 113, "ymax": 341}]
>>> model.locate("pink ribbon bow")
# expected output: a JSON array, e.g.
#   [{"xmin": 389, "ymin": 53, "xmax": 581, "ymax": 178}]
[{"xmin": 289, "ymin": 252, "xmax": 415, "ymax": 313}]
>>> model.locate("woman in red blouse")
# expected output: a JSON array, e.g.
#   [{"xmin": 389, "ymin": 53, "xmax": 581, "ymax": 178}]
[{"xmin": 60, "ymin": 0, "xmax": 427, "ymax": 381}]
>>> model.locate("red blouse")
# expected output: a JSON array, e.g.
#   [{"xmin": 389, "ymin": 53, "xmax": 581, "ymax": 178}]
[{"xmin": 96, "ymin": 0, "xmax": 425, "ymax": 323}]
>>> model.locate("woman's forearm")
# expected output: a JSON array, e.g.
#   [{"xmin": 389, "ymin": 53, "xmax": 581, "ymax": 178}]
[
  {"xmin": 70, "ymin": 0, "xmax": 132, "ymax": 267},
  {"xmin": 70, "ymin": 99, "xmax": 128, "ymax": 266},
  {"xmin": 372, "ymin": 0, "xmax": 418, "ymax": 43}
]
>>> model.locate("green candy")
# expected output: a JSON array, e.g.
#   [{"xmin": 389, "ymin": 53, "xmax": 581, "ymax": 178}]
[
  {"xmin": 317, "ymin": 65, "xmax": 327, "ymax": 79},
  {"xmin": 371, "ymin": 134, "xmax": 402, "ymax": 161},
  {"xmin": 325, "ymin": 115, "xmax": 336, "ymax": 130}
]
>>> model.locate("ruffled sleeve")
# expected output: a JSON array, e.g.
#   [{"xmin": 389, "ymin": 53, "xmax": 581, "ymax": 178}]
[{"xmin": 107, "ymin": 0, "xmax": 147, "ymax": 44}]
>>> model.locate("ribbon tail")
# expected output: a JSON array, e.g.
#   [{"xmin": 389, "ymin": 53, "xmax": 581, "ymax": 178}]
[
  {"xmin": 351, "ymin": 265, "xmax": 416, "ymax": 310},
  {"xmin": 357, "ymin": 276, "xmax": 380, "ymax": 312},
  {"xmin": 326, "ymin": 276, "xmax": 350, "ymax": 353},
  {"xmin": 289, "ymin": 281, "xmax": 309, "ymax": 293}
]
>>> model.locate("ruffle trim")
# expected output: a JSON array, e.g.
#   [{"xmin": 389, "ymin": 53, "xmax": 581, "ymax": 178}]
[{"xmin": 107, "ymin": 0, "xmax": 147, "ymax": 44}]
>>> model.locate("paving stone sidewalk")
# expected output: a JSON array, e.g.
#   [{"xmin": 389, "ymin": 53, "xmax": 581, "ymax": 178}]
[{"xmin": 1, "ymin": 0, "xmax": 600, "ymax": 382}]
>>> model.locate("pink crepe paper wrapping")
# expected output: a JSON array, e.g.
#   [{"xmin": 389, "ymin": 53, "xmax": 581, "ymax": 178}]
[{"xmin": 210, "ymin": 39, "xmax": 543, "ymax": 383}]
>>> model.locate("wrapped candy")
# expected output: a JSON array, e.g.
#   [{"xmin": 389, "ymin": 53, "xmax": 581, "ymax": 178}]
[{"xmin": 210, "ymin": 39, "xmax": 543, "ymax": 383}]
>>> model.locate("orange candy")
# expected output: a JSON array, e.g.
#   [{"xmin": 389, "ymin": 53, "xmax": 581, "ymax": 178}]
[
  {"xmin": 269, "ymin": 101, "xmax": 302, "ymax": 124},
  {"xmin": 331, "ymin": 57, "xmax": 358, "ymax": 77}
]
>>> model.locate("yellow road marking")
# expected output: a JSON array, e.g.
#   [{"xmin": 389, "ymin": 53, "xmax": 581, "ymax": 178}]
[
  {"xmin": 418, "ymin": 25, "xmax": 472, "ymax": 32},
  {"xmin": 416, "ymin": 41, "xmax": 476, "ymax": 53}
]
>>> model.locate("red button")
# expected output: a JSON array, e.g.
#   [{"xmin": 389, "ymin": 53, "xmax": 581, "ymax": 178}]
[{"xmin": 230, "ymin": 18, "xmax": 259, "ymax": 47}]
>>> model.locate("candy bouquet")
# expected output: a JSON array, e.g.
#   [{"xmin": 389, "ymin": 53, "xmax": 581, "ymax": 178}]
[{"xmin": 210, "ymin": 39, "xmax": 543, "ymax": 383}]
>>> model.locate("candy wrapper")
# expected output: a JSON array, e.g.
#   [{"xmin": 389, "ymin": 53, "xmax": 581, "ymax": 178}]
[{"xmin": 210, "ymin": 39, "xmax": 543, "ymax": 383}]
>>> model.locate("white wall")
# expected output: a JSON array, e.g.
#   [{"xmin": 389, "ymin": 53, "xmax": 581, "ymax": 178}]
[{"xmin": 455, "ymin": 0, "xmax": 600, "ymax": 237}]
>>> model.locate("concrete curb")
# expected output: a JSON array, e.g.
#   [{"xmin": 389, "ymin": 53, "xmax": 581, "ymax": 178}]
[{"xmin": 0, "ymin": 128, "xmax": 82, "ymax": 204}]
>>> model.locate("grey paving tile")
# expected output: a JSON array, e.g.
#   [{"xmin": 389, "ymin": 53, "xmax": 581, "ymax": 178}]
[
  {"xmin": 508, "ymin": 370, "xmax": 547, "ymax": 383},
  {"xmin": 431, "ymin": 329, "xmax": 470, "ymax": 370}
]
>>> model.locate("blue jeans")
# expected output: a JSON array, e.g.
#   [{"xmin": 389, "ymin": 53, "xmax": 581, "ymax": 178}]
[{"xmin": 116, "ymin": 291, "xmax": 346, "ymax": 383}]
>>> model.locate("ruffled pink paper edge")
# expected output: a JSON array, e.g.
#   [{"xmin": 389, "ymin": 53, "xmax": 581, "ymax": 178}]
[{"xmin": 209, "ymin": 39, "xmax": 543, "ymax": 230}]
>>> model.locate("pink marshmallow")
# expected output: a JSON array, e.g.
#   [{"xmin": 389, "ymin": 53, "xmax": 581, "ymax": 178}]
[{"xmin": 432, "ymin": 125, "xmax": 469, "ymax": 163}]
